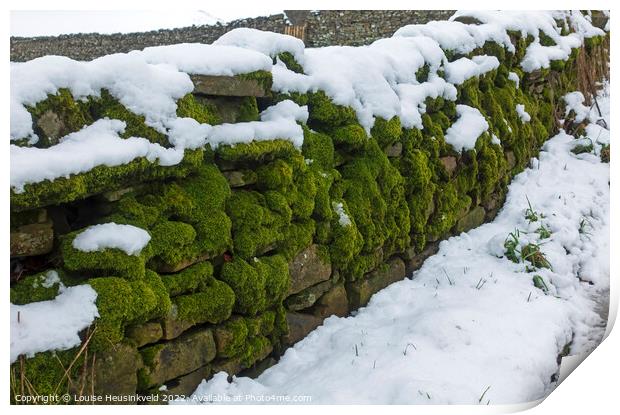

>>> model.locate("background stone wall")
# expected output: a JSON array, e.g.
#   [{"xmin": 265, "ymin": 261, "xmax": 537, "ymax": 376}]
[{"xmin": 10, "ymin": 10, "xmax": 455, "ymax": 62}]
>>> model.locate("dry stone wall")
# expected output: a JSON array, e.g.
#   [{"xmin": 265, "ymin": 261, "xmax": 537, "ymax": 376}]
[
  {"xmin": 10, "ymin": 10, "xmax": 454, "ymax": 62},
  {"xmin": 9, "ymin": 19, "xmax": 609, "ymax": 404}
]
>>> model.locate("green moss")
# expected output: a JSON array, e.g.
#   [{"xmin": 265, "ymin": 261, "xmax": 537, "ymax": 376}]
[
  {"xmin": 331, "ymin": 124, "xmax": 368, "ymax": 150},
  {"xmin": 132, "ymin": 164, "xmax": 233, "ymax": 263},
  {"xmin": 477, "ymin": 140, "xmax": 503, "ymax": 198},
  {"xmin": 246, "ymin": 310, "xmax": 276, "ymax": 337},
  {"xmin": 226, "ymin": 190, "xmax": 288, "ymax": 259},
  {"xmin": 219, "ymin": 257, "xmax": 266, "ymax": 316},
  {"xmin": 426, "ymin": 182, "xmax": 470, "ymax": 241},
  {"xmin": 329, "ymin": 200, "xmax": 364, "ymax": 272},
  {"xmin": 424, "ymin": 96, "xmax": 445, "ymax": 114},
  {"xmin": 277, "ymin": 51, "xmax": 304, "ymax": 73},
  {"xmin": 88, "ymin": 273, "xmax": 171, "ymax": 350},
  {"xmin": 255, "ymin": 254, "xmax": 290, "ymax": 305},
  {"xmin": 279, "ymin": 220, "xmax": 315, "ymax": 260},
  {"xmin": 174, "ymin": 277, "xmax": 235, "ymax": 324},
  {"xmin": 176, "ymin": 93, "xmax": 222, "ymax": 125},
  {"xmin": 216, "ymin": 140, "xmax": 298, "ymax": 164},
  {"xmin": 239, "ymin": 335, "xmax": 271, "ymax": 367},
  {"xmin": 219, "ymin": 254, "xmax": 288, "ymax": 316},
  {"xmin": 11, "ymin": 149, "xmax": 204, "ymax": 211},
  {"xmin": 217, "ymin": 317, "xmax": 248, "ymax": 358},
  {"xmin": 61, "ymin": 229, "xmax": 152, "ymax": 280},
  {"xmin": 307, "ymin": 91, "xmax": 357, "ymax": 129},
  {"xmin": 256, "ymin": 159, "xmax": 294, "ymax": 190},
  {"xmin": 161, "ymin": 261, "xmax": 214, "ymax": 297},
  {"xmin": 237, "ymin": 70, "xmax": 273, "ymax": 95},
  {"xmin": 10, "ymin": 270, "xmax": 70, "ymax": 305},
  {"xmin": 10, "ymin": 348, "xmax": 84, "ymax": 400},
  {"xmin": 301, "ymin": 126, "xmax": 335, "ymax": 170},
  {"xmin": 371, "ymin": 117, "xmax": 402, "ymax": 149},
  {"xmin": 149, "ymin": 220, "xmax": 197, "ymax": 269},
  {"xmin": 236, "ymin": 97, "xmax": 260, "ymax": 122},
  {"xmin": 89, "ymin": 89, "xmax": 168, "ymax": 146},
  {"xmin": 458, "ymin": 77, "xmax": 481, "ymax": 109},
  {"xmin": 415, "ymin": 63, "xmax": 430, "ymax": 82},
  {"xmin": 336, "ymin": 141, "xmax": 410, "ymax": 277},
  {"xmin": 26, "ymin": 88, "xmax": 91, "ymax": 148}
]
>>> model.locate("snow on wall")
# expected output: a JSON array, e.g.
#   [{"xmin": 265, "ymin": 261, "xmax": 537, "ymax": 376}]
[
  {"xmin": 72, "ymin": 222, "xmax": 151, "ymax": 256},
  {"xmin": 10, "ymin": 10, "xmax": 604, "ymax": 191},
  {"xmin": 10, "ymin": 284, "xmax": 99, "ymax": 362}
]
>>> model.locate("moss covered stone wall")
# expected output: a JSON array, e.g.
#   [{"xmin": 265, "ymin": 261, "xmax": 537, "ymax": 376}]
[{"xmin": 9, "ymin": 30, "xmax": 609, "ymax": 403}]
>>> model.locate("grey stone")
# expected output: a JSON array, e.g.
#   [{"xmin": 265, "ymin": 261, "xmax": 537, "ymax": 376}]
[
  {"xmin": 455, "ymin": 206, "xmax": 486, "ymax": 233},
  {"xmin": 404, "ymin": 241, "xmax": 439, "ymax": 275},
  {"xmin": 283, "ymin": 312, "xmax": 323, "ymax": 346},
  {"xmin": 10, "ymin": 220, "xmax": 54, "ymax": 257},
  {"xmin": 141, "ymin": 329, "xmax": 217, "ymax": 387},
  {"xmin": 288, "ymin": 244, "xmax": 332, "ymax": 295},
  {"xmin": 160, "ymin": 304, "xmax": 194, "ymax": 340},
  {"xmin": 156, "ymin": 252, "xmax": 212, "ymax": 274},
  {"xmin": 158, "ymin": 365, "xmax": 212, "ymax": 398},
  {"xmin": 191, "ymin": 74, "xmax": 268, "ymax": 97},
  {"xmin": 312, "ymin": 284, "xmax": 348, "ymax": 319},
  {"xmin": 36, "ymin": 110, "xmax": 64, "ymax": 145},
  {"xmin": 98, "ymin": 186, "xmax": 136, "ymax": 202},
  {"xmin": 440, "ymin": 156, "xmax": 458, "ymax": 176},
  {"xmin": 223, "ymin": 170, "xmax": 257, "ymax": 188},
  {"xmin": 91, "ymin": 342, "xmax": 140, "ymax": 399},
  {"xmin": 346, "ymin": 257, "xmax": 406, "ymax": 310},
  {"xmin": 126, "ymin": 322, "xmax": 163, "ymax": 348},
  {"xmin": 284, "ymin": 280, "xmax": 332, "ymax": 311},
  {"xmin": 385, "ymin": 142, "xmax": 403, "ymax": 157}
]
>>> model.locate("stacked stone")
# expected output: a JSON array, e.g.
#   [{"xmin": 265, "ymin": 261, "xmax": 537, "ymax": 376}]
[
  {"xmin": 10, "ymin": 26, "xmax": 609, "ymax": 404},
  {"xmin": 10, "ymin": 10, "xmax": 454, "ymax": 62}
]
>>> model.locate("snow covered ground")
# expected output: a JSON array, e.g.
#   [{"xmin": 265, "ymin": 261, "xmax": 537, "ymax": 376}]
[{"xmin": 180, "ymin": 83, "xmax": 610, "ymax": 405}]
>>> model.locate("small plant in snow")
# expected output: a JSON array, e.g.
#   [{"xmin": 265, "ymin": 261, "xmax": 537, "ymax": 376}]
[
  {"xmin": 524, "ymin": 196, "xmax": 543, "ymax": 223},
  {"xmin": 536, "ymin": 224, "xmax": 552, "ymax": 239},
  {"xmin": 521, "ymin": 243, "xmax": 552, "ymax": 270},
  {"xmin": 578, "ymin": 217, "xmax": 592, "ymax": 235},
  {"xmin": 504, "ymin": 229, "xmax": 522, "ymax": 263},
  {"xmin": 532, "ymin": 275, "xmax": 549, "ymax": 293}
]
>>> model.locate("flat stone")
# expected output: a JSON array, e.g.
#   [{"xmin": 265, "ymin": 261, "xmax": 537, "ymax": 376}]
[
  {"xmin": 455, "ymin": 206, "xmax": 486, "ymax": 233},
  {"xmin": 160, "ymin": 304, "xmax": 194, "ymax": 340},
  {"xmin": 158, "ymin": 365, "xmax": 212, "ymax": 398},
  {"xmin": 10, "ymin": 220, "xmax": 54, "ymax": 257},
  {"xmin": 211, "ymin": 356, "xmax": 244, "ymax": 378},
  {"xmin": 239, "ymin": 357, "xmax": 277, "ymax": 379},
  {"xmin": 283, "ymin": 312, "xmax": 323, "ymax": 346},
  {"xmin": 385, "ymin": 142, "xmax": 403, "ymax": 157},
  {"xmin": 288, "ymin": 244, "xmax": 332, "ymax": 295},
  {"xmin": 191, "ymin": 74, "xmax": 268, "ymax": 97},
  {"xmin": 404, "ymin": 241, "xmax": 439, "ymax": 275},
  {"xmin": 156, "ymin": 252, "xmax": 212, "ymax": 274},
  {"xmin": 312, "ymin": 284, "xmax": 348, "ymax": 319},
  {"xmin": 126, "ymin": 322, "xmax": 163, "ymax": 348},
  {"xmin": 440, "ymin": 156, "xmax": 458, "ymax": 176},
  {"xmin": 141, "ymin": 329, "xmax": 217, "ymax": 387},
  {"xmin": 346, "ymin": 257, "xmax": 406, "ymax": 310},
  {"xmin": 36, "ymin": 110, "xmax": 64, "ymax": 145},
  {"xmin": 91, "ymin": 342, "xmax": 140, "ymax": 399},
  {"xmin": 505, "ymin": 150, "xmax": 517, "ymax": 170},
  {"xmin": 284, "ymin": 280, "xmax": 332, "ymax": 311},
  {"xmin": 98, "ymin": 186, "xmax": 136, "ymax": 202},
  {"xmin": 223, "ymin": 170, "xmax": 257, "ymax": 188}
]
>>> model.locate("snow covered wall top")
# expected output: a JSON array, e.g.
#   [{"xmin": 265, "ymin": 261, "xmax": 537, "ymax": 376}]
[{"xmin": 10, "ymin": 10, "xmax": 604, "ymax": 195}]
